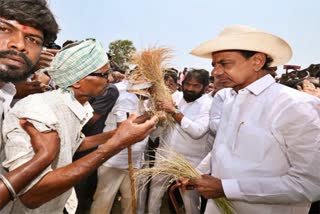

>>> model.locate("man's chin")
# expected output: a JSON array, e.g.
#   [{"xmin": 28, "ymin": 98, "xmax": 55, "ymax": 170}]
[
  {"xmin": 221, "ymin": 81, "xmax": 235, "ymax": 88},
  {"xmin": 0, "ymin": 67, "xmax": 33, "ymax": 83}
]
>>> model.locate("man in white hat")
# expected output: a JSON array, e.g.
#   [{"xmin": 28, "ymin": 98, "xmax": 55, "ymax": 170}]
[{"xmin": 181, "ymin": 25, "xmax": 320, "ymax": 214}]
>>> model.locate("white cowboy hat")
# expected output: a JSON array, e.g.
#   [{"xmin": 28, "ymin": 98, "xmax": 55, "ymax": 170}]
[{"xmin": 191, "ymin": 25, "xmax": 292, "ymax": 66}]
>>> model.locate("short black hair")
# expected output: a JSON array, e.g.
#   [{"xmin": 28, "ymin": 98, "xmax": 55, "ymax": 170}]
[
  {"xmin": 0, "ymin": 0, "xmax": 59, "ymax": 45},
  {"xmin": 182, "ymin": 68, "xmax": 209, "ymax": 87}
]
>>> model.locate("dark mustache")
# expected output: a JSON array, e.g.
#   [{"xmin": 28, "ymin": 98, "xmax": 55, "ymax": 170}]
[
  {"xmin": 0, "ymin": 50, "xmax": 33, "ymax": 68},
  {"xmin": 184, "ymin": 90, "xmax": 197, "ymax": 94}
]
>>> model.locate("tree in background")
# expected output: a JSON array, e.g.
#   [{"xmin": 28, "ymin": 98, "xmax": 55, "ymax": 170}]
[{"xmin": 108, "ymin": 40, "xmax": 136, "ymax": 71}]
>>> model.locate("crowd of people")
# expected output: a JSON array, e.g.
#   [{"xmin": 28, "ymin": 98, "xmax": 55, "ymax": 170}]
[{"xmin": 0, "ymin": 0, "xmax": 319, "ymax": 214}]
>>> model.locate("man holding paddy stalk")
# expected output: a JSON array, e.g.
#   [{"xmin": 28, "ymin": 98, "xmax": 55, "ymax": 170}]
[
  {"xmin": 149, "ymin": 68, "xmax": 213, "ymax": 214},
  {"xmin": 181, "ymin": 25, "xmax": 320, "ymax": 213}
]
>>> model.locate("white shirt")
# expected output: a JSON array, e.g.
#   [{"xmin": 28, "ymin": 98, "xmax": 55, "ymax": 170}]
[
  {"xmin": 208, "ymin": 75, "xmax": 320, "ymax": 214},
  {"xmin": 209, "ymin": 88, "xmax": 232, "ymax": 136},
  {"xmin": 196, "ymin": 88, "xmax": 232, "ymax": 174},
  {"xmin": 158, "ymin": 93, "xmax": 213, "ymax": 167},
  {"xmin": 0, "ymin": 82, "xmax": 16, "ymax": 153},
  {"xmin": 1, "ymin": 89, "xmax": 93, "ymax": 214},
  {"xmin": 0, "ymin": 82, "xmax": 16, "ymax": 213},
  {"xmin": 102, "ymin": 90, "xmax": 148, "ymax": 169}
]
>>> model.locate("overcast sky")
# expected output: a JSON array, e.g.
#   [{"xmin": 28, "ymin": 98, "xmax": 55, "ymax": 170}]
[{"xmin": 48, "ymin": 0, "xmax": 320, "ymax": 74}]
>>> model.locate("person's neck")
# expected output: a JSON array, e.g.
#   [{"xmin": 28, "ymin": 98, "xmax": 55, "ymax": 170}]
[
  {"xmin": 73, "ymin": 94, "xmax": 89, "ymax": 105},
  {"xmin": 233, "ymin": 71, "xmax": 268, "ymax": 92}
]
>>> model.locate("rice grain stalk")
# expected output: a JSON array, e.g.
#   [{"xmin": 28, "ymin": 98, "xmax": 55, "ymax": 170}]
[
  {"xmin": 130, "ymin": 47, "xmax": 175, "ymax": 127},
  {"xmin": 134, "ymin": 147, "xmax": 234, "ymax": 214}
]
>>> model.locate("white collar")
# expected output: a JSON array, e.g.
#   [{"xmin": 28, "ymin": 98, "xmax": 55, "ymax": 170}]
[
  {"xmin": 246, "ymin": 74, "xmax": 275, "ymax": 95},
  {"xmin": 230, "ymin": 74, "xmax": 275, "ymax": 96},
  {"xmin": 59, "ymin": 89, "xmax": 93, "ymax": 125}
]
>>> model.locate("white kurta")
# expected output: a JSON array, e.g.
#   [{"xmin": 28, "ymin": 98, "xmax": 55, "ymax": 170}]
[
  {"xmin": 159, "ymin": 93, "xmax": 213, "ymax": 167},
  {"xmin": 148, "ymin": 93, "xmax": 213, "ymax": 214},
  {"xmin": 208, "ymin": 75, "xmax": 320, "ymax": 214},
  {"xmin": 0, "ymin": 82, "xmax": 16, "ymax": 213},
  {"xmin": 102, "ymin": 90, "xmax": 148, "ymax": 169}
]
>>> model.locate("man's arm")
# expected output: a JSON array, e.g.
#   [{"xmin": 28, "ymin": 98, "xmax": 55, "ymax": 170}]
[
  {"xmin": 157, "ymin": 97, "xmax": 212, "ymax": 138},
  {"xmin": 0, "ymin": 120, "xmax": 59, "ymax": 209},
  {"xmin": 19, "ymin": 113, "xmax": 158, "ymax": 208},
  {"xmin": 76, "ymin": 129, "xmax": 116, "ymax": 152}
]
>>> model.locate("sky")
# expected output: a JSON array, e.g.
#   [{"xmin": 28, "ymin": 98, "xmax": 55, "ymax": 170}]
[{"xmin": 48, "ymin": 0, "xmax": 320, "ymax": 75}]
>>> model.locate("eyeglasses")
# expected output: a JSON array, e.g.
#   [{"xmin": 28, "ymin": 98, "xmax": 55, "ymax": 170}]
[{"xmin": 88, "ymin": 68, "xmax": 112, "ymax": 79}]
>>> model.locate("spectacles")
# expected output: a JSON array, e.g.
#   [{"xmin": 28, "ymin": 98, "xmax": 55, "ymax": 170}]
[{"xmin": 88, "ymin": 68, "xmax": 112, "ymax": 79}]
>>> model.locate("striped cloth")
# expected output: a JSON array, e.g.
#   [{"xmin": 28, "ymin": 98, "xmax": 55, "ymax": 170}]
[{"xmin": 44, "ymin": 38, "xmax": 109, "ymax": 90}]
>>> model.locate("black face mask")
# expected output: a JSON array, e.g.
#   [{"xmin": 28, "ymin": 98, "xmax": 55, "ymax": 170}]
[
  {"xmin": 183, "ymin": 89, "xmax": 204, "ymax": 102},
  {"xmin": 0, "ymin": 50, "xmax": 34, "ymax": 82}
]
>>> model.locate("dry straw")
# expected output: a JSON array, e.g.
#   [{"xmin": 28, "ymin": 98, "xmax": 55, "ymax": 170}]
[
  {"xmin": 134, "ymin": 147, "xmax": 234, "ymax": 214},
  {"xmin": 130, "ymin": 47, "xmax": 175, "ymax": 127}
]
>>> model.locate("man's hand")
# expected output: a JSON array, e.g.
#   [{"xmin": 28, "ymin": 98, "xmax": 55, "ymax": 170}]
[
  {"xmin": 33, "ymin": 48, "xmax": 59, "ymax": 71},
  {"xmin": 20, "ymin": 119, "xmax": 60, "ymax": 162},
  {"xmin": 179, "ymin": 175, "xmax": 225, "ymax": 199},
  {"xmin": 109, "ymin": 112, "xmax": 158, "ymax": 149},
  {"xmin": 297, "ymin": 79, "xmax": 320, "ymax": 98},
  {"xmin": 156, "ymin": 99, "xmax": 176, "ymax": 113},
  {"xmin": 14, "ymin": 79, "xmax": 49, "ymax": 99}
]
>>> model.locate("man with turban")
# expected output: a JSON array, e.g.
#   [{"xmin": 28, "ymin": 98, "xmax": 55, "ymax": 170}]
[{"xmin": 1, "ymin": 39, "xmax": 157, "ymax": 214}]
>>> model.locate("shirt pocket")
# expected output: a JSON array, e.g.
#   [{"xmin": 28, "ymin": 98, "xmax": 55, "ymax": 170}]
[{"xmin": 233, "ymin": 124, "xmax": 272, "ymax": 163}]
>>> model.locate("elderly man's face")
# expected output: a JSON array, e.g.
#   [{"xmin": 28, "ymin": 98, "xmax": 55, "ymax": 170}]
[
  {"xmin": 0, "ymin": 18, "xmax": 43, "ymax": 82},
  {"xmin": 211, "ymin": 51, "xmax": 257, "ymax": 91},
  {"xmin": 77, "ymin": 64, "xmax": 111, "ymax": 98}
]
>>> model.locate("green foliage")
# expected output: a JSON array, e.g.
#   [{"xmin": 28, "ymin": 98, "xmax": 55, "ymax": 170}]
[{"xmin": 108, "ymin": 40, "xmax": 136, "ymax": 71}]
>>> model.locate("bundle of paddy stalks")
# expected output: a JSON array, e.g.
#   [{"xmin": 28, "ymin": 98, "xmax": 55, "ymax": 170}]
[
  {"xmin": 134, "ymin": 147, "xmax": 234, "ymax": 214},
  {"xmin": 130, "ymin": 47, "xmax": 175, "ymax": 127}
]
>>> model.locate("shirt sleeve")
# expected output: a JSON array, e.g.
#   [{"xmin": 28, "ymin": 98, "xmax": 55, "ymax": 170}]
[
  {"xmin": 196, "ymin": 152, "xmax": 212, "ymax": 174},
  {"xmin": 2, "ymin": 97, "xmax": 58, "ymax": 194},
  {"xmin": 209, "ymin": 89, "xmax": 227, "ymax": 134},
  {"xmin": 2, "ymin": 118, "xmax": 54, "ymax": 194},
  {"xmin": 180, "ymin": 97, "xmax": 212, "ymax": 139},
  {"xmin": 225, "ymin": 101, "xmax": 320, "ymax": 203}
]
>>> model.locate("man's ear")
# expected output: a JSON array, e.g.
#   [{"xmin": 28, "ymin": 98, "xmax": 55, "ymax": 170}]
[
  {"xmin": 251, "ymin": 53, "xmax": 266, "ymax": 72},
  {"xmin": 71, "ymin": 81, "xmax": 81, "ymax": 89}
]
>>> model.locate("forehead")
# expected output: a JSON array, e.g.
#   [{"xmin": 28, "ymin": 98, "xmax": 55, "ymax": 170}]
[
  {"xmin": 211, "ymin": 51, "xmax": 245, "ymax": 62},
  {"xmin": 184, "ymin": 76, "xmax": 201, "ymax": 85},
  {"xmin": 0, "ymin": 18, "xmax": 43, "ymax": 37}
]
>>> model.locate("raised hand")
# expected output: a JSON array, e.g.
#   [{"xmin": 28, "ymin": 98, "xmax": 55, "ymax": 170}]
[
  {"xmin": 110, "ymin": 112, "xmax": 158, "ymax": 149},
  {"xmin": 33, "ymin": 48, "xmax": 59, "ymax": 70}
]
